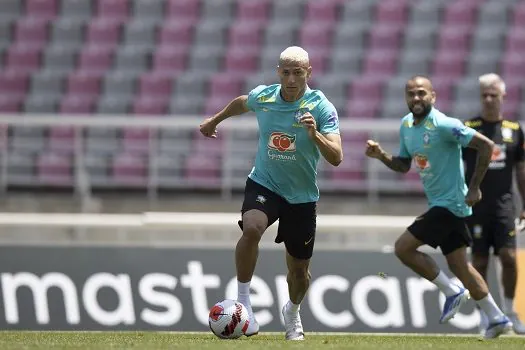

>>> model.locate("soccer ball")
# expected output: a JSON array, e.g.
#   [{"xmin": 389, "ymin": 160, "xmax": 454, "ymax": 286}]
[{"xmin": 208, "ymin": 299, "xmax": 250, "ymax": 339}]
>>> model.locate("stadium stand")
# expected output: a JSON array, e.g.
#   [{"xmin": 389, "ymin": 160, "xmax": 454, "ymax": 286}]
[{"xmin": 0, "ymin": 0, "xmax": 524, "ymax": 188}]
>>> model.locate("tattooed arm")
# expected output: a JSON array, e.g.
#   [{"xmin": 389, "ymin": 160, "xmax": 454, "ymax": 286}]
[
  {"xmin": 465, "ymin": 132, "xmax": 494, "ymax": 190},
  {"xmin": 365, "ymin": 140, "xmax": 411, "ymax": 173}
]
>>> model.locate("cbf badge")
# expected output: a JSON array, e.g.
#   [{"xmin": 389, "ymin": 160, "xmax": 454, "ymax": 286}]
[
  {"xmin": 294, "ymin": 108, "xmax": 309, "ymax": 123},
  {"xmin": 423, "ymin": 132, "xmax": 430, "ymax": 145}
]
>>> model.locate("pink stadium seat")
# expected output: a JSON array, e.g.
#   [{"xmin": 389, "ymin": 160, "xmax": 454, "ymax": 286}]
[
  {"xmin": 204, "ymin": 96, "xmax": 234, "ymax": 116},
  {"xmin": 0, "ymin": 96, "xmax": 23, "ymax": 112},
  {"xmin": 442, "ymin": 1, "xmax": 478, "ymax": 26},
  {"xmin": 14, "ymin": 18, "xmax": 49, "ymax": 48},
  {"xmin": 132, "ymin": 96, "xmax": 169, "ymax": 115},
  {"xmin": 430, "ymin": 77, "xmax": 454, "ymax": 113},
  {"xmin": 78, "ymin": 45, "xmax": 114, "ymax": 74},
  {"xmin": 122, "ymin": 114, "xmax": 158, "ymax": 153},
  {"xmin": 25, "ymin": 0, "xmax": 57, "ymax": 20},
  {"xmin": 512, "ymin": 2, "xmax": 525, "ymax": 27},
  {"xmin": 368, "ymin": 24, "xmax": 404, "ymax": 51},
  {"xmin": 363, "ymin": 50, "xmax": 398, "ymax": 75},
  {"xmin": 375, "ymin": 0, "xmax": 408, "ymax": 26},
  {"xmin": 299, "ymin": 23, "xmax": 332, "ymax": 51},
  {"xmin": 0, "ymin": 70, "xmax": 29, "ymax": 97},
  {"xmin": 228, "ymin": 22, "xmax": 262, "ymax": 50},
  {"xmin": 346, "ymin": 99, "xmax": 379, "ymax": 119},
  {"xmin": 158, "ymin": 21, "xmax": 194, "ymax": 47},
  {"xmin": 437, "ymin": 26, "xmax": 471, "ymax": 53},
  {"xmin": 505, "ymin": 28, "xmax": 525, "ymax": 54},
  {"xmin": 66, "ymin": 72, "xmax": 102, "ymax": 98},
  {"xmin": 209, "ymin": 73, "xmax": 243, "ymax": 98},
  {"xmin": 304, "ymin": 0, "xmax": 338, "ymax": 24},
  {"xmin": 348, "ymin": 77, "xmax": 384, "ymax": 102},
  {"xmin": 166, "ymin": 0, "xmax": 200, "ymax": 21},
  {"xmin": 236, "ymin": 0, "xmax": 269, "ymax": 25},
  {"xmin": 152, "ymin": 46, "xmax": 186, "ymax": 75},
  {"xmin": 5, "ymin": 45, "xmax": 41, "ymax": 74},
  {"xmin": 501, "ymin": 53, "xmax": 525, "ymax": 79},
  {"xmin": 224, "ymin": 48, "xmax": 258, "ymax": 74},
  {"xmin": 184, "ymin": 154, "xmax": 221, "ymax": 185},
  {"xmin": 112, "ymin": 153, "xmax": 147, "ymax": 184},
  {"xmin": 138, "ymin": 72, "xmax": 173, "ymax": 99},
  {"xmin": 308, "ymin": 49, "xmax": 328, "ymax": 75},
  {"xmin": 59, "ymin": 95, "xmax": 95, "ymax": 114},
  {"xmin": 86, "ymin": 18, "xmax": 122, "ymax": 48},
  {"xmin": 432, "ymin": 52, "xmax": 465, "ymax": 80},
  {"xmin": 96, "ymin": 0, "xmax": 129, "ymax": 22},
  {"xmin": 329, "ymin": 153, "xmax": 365, "ymax": 181},
  {"xmin": 37, "ymin": 153, "xmax": 72, "ymax": 185}
]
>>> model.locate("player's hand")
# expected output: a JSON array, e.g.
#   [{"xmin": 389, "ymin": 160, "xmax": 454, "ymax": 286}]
[
  {"xmin": 300, "ymin": 113, "xmax": 317, "ymax": 138},
  {"xmin": 199, "ymin": 117, "xmax": 219, "ymax": 138},
  {"xmin": 465, "ymin": 187, "xmax": 482, "ymax": 207},
  {"xmin": 516, "ymin": 211, "xmax": 525, "ymax": 233},
  {"xmin": 365, "ymin": 140, "xmax": 384, "ymax": 159}
]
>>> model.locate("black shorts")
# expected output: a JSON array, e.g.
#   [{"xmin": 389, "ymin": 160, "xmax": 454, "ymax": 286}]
[
  {"xmin": 408, "ymin": 207, "xmax": 473, "ymax": 256},
  {"xmin": 239, "ymin": 178, "xmax": 317, "ymax": 260},
  {"xmin": 466, "ymin": 208, "xmax": 516, "ymax": 255}
]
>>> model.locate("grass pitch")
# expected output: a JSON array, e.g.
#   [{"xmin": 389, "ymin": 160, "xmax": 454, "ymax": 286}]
[{"xmin": 0, "ymin": 331, "xmax": 524, "ymax": 349}]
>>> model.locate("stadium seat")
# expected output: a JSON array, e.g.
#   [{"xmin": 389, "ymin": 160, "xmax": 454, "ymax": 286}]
[
  {"xmin": 375, "ymin": 0, "xmax": 408, "ymax": 27},
  {"xmin": 36, "ymin": 152, "xmax": 73, "ymax": 185},
  {"xmin": 235, "ymin": 0, "xmax": 270, "ymax": 25},
  {"xmin": 432, "ymin": 52, "xmax": 465, "ymax": 80},
  {"xmin": 152, "ymin": 46, "xmax": 187, "ymax": 75},
  {"xmin": 96, "ymin": 0, "xmax": 129, "ymax": 22},
  {"xmin": 138, "ymin": 72, "xmax": 172, "ymax": 99},
  {"xmin": 111, "ymin": 152, "xmax": 148, "ymax": 184},
  {"xmin": 228, "ymin": 22, "xmax": 262, "ymax": 51},
  {"xmin": 14, "ymin": 17, "xmax": 49, "ymax": 48},
  {"xmin": 132, "ymin": 96, "xmax": 169, "ymax": 115},
  {"xmin": 60, "ymin": 0, "xmax": 92, "ymax": 20},
  {"xmin": 78, "ymin": 45, "xmax": 114, "ymax": 74},
  {"xmin": 0, "ymin": 70, "xmax": 29, "ymax": 97},
  {"xmin": 25, "ymin": 0, "xmax": 57, "ymax": 21},
  {"xmin": 5, "ymin": 45, "xmax": 42, "ymax": 74},
  {"xmin": 223, "ymin": 47, "xmax": 259, "ymax": 74},
  {"xmin": 158, "ymin": 21, "xmax": 194, "ymax": 47},
  {"xmin": 85, "ymin": 18, "xmax": 122, "ymax": 48},
  {"xmin": 304, "ymin": 0, "xmax": 339, "ymax": 24}
]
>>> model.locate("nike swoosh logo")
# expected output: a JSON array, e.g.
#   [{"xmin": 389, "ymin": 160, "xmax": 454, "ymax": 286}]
[{"xmin": 304, "ymin": 237, "xmax": 314, "ymax": 245}]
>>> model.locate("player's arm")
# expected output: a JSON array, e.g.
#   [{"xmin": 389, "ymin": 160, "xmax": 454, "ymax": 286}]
[
  {"xmin": 199, "ymin": 96, "xmax": 250, "ymax": 138},
  {"xmin": 514, "ymin": 127, "xmax": 525, "ymax": 216},
  {"xmin": 312, "ymin": 132, "xmax": 343, "ymax": 166},
  {"xmin": 365, "ymin": 140, "xmax": 411, "ymax": 173},
  {"xmin": 465, "ymin": 132, "xmax": 494, "ymax": 190}
]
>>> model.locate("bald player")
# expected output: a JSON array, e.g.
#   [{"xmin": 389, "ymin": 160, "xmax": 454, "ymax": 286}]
[
  {"xmin": 365, "ymin": 76, "xmax": 512, "ymax": 338},
  {"xmin": 200, "ymin": 46, "xmax": 342, "ymax": 340}
]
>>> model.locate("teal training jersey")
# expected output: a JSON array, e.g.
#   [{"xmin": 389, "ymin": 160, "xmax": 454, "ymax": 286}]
[
  {"xmin": 246, "ymin": 84, "xmax": 340, "ymax": 204},
  {"xmin": 398, "ymin": 108, "xmax": 476, "ymax": 217}
]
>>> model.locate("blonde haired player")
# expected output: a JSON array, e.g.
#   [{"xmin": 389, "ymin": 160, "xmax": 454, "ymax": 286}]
[{"xmin": 200, "ymin": 46, "xmax": 342, "ymax": 340}]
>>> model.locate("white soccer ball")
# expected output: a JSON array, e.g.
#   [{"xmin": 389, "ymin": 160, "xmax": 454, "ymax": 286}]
[{"xmin": 208, "ymin": 299, "xmax": 250, "ymax": 339}]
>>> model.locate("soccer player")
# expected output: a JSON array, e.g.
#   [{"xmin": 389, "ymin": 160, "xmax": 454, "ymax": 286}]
[
  {"xmin": 365, "ymin": 76, "xmax": 512, "ymax": 339},
  {"xmin": 199, "ymin": 46, "xmax": 342, "ymax": 340},
  {"xmin": 462, "ymin": 73, "xmax": 525, "ymax": 335}
]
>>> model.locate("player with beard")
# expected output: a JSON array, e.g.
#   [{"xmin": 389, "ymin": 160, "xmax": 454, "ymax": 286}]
[
  {"xmin": 462, "ymin": 73, "xmax": 525, "ymax": 335},
  {"xmin": 365, "ymin": 76, "xmax": 512, "ymax": 338}
]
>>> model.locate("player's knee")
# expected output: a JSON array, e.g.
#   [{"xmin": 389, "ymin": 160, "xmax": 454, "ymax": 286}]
[
  {"xmin": 447, "ymin": 259, "xmax": 467, "ymax": 277},
  {"xmin": 289, "ymin": 266, "xmax": 309, "ymax": 282},
  {"xmin": 242, "ymin": 221, "xmax": 265, "ymax": 242},
  {"xmin": 499, "ymin": 249, "xmax": 517, "ymax": 269},
  {"xmin": 394, "ymin": 238, "xmax": 410, "ymax": 261},
  {"xmin": 472, "ymin": 254, "xmax": 489, "ymax": 271}
]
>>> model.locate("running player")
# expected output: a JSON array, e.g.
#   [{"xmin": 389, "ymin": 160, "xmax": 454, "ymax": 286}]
[
  {"xmin": 365, "ymin": 76, "xmax": 512, "ymax": 339},
  {"xmin": 199, "ymin": 46, "xmax": 343, "ymax": 340},
  {"xmin": 463, "ymin": 73, "xmax": 525, "ymax": 335}
]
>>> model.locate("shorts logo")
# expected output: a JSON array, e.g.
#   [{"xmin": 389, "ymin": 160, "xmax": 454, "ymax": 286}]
[
  {"xmin": 304, "ymin": 236, "xmax": 314, "ymax": 245},
  {"xmin": 473, "ymin": 225, "xmax": 482, "ymax": 239},
  {"xmin": 509, "ymin": 229, "xmax": 516, "ymax": 237},
  {"xmin": 268, "ymin": 132, "xmax": 296, "ymax": 152},
  {"xmin": 256, "ymin": 195, "xmax": 266, "ymax": 204}
]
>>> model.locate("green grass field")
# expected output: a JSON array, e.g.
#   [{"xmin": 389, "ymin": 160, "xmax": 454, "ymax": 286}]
[{"xmin": 0, "ymin": 332, "xmax": 524, "ymax": 350}]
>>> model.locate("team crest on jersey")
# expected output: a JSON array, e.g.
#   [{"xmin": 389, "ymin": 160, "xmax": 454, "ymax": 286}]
[
  {"xmin": 423, "ymin": 132, "xmax": 430, "ymax": 147},
  {"xmin": 294, "ymin": 108, "xmax": 309, "ymax": 124},
  {"xmin": 268, "ymin": 132, "xmax": 296, "ymax": 152},
  {"xmin": 501, "ymin": 127, "xmax": 513, "ymax": 142},
  {"xmin": 414, "ymin": 154, "xmax": 430, "ymax": 171}
]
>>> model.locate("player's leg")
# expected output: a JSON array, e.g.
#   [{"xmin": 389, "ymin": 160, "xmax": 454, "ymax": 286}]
[
  {"xmin": 443, "ymin": 224, "xmax": 512, "ymax": 338},
  {"xmin": 468, "ymin": 219, "xmax": 491, "ymax": 334},
  {"xmin": 236, "ymin": 178, "xmax": 280, "ymax": 336},
  {"xmin": 398, "ymin": 207, "xmax": 468, "ymax": 324},
  {"xmin": 395, "ymin": 208, "xmax": 462, "ymax": 295},
  {"xmin": 494, "ymin": 215, "xmax": 525, "ymax": 333},
  {"xmin": 278, "ymin": 201, "xmax": 316, "ymax": 340}
]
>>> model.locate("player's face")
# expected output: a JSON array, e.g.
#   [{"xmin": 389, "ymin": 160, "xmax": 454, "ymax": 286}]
[
  {"xmin": 278, "ymin": 64, "xmax": 311, "ymax": 101},
  {"xmin": 480, "ymin": 85, "xmax": 503, "ymax": 113},
  {"xmin": 405, "ymin": 83, "xmax": 435, "ymax": 118}
]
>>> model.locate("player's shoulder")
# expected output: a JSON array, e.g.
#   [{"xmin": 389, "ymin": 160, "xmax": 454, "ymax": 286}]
[
  {"xmin": 464, "ymin": 116, "xmax": 483, "ymax": 128},
  {"xmin": 431, "ymin": 109, "xmax": 462, "ymax": 127},
  {"xmin": 400, "ymin": 113, "xmax": 413, "ymax": 128},
  {"xmin": 502, "ymin": 119, "xmax": 521, "ymax": 130},
  {"xmin": 248, "ymin": 84, "xmax": 279, "ymax": 102}
]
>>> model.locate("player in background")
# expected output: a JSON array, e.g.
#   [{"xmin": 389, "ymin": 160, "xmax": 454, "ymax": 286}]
[
  {"xmin": 462, "ymin": 73, "xmax": 525, "ymax": 335},
  {"xmin": 199, "ymin": 46, "xmax": 343, "ymax": 340},
  {"xmin": 365, "ymin": 76, "xmax": 512, "ymax": 339}
]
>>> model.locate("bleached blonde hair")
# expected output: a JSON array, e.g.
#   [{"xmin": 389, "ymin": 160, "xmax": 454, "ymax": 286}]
[
  {"xmin": 279, "ymin": 46, "xmax": 309, "ymax": 66},
  {"xmin": 479, "ymin": 73, "xmax": 506, "ymax": 94}
]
